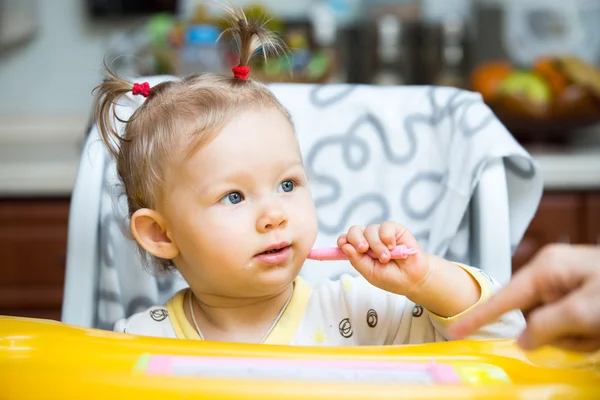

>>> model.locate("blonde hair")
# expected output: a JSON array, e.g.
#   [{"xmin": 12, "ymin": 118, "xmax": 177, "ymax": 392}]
[{"xmin": 93, "ymin": 5, "xmax": 291, "ymax": 272}]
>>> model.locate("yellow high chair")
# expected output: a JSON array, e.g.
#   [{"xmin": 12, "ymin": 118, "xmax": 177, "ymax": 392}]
[{"xmin": 4, "ymin": 81, "xmax": 598, "ymax": 398}]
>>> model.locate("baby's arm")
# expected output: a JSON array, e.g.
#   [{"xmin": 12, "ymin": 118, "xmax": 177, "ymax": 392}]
[
  {"xmin": 406, "ymin": 254, "xmax": 481, "ymax": 318},
  {"xmin": 338, "ymin": 222, "xmax": 525, "ymax": 341},
  {"xmin": 338, "ymin": 223, "xmax": 483, "ymax": 317},
  {"xmin": 402, "ymin": 263, "xmax": 526, "ymax": 342}
]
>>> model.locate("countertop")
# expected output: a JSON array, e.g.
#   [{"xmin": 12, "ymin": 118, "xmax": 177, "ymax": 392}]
[
  {"xmin": 0, "ymin": 116, "xmax": 87, "ymax": 196},
  {"xmin": 1, "ymin": 117, "xmax": 599, "ymax": 196}
]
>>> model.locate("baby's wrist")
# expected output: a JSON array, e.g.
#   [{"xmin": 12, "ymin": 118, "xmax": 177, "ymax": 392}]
[
  {"xmin": 401, "ymin": 253, "xmax": 437, "ymax": 302},
  {"xmin": 405, "ymin": 255, "xmax": 481, "ymax": 318}
]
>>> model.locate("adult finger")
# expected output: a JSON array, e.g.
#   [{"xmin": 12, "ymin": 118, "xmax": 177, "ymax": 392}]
[
  {"xmin": 448, "ymin": 267, "xmax": 542, "ymax": 339},
  {"xmin": 519, "ymin": 291, "xmax": 596, "ymax": 350},
  {"xmin": 550, "ymin": 336, "xmax": 600, "ymax": 353}
]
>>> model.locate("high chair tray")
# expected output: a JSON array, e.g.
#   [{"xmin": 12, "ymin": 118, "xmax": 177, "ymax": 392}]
[{"xmin": 2, "ymin": 316, "xmax": 599, "ymax": 399}]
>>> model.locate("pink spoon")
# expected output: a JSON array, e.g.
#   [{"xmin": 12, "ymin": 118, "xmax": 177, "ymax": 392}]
[{"xmin": 308, "ymin": 245, "xmax": 418, "ymax": 261}]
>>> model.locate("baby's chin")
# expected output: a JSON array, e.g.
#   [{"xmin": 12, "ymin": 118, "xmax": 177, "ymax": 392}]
[{"xmin": 255, "ymin": 261, "xmax": 302, "ymax": 289}]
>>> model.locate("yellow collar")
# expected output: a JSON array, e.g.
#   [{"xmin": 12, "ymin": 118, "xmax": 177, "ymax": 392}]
[{"xmin": 167, "ymin": 277, "xmax": 311, "ymax": 345}]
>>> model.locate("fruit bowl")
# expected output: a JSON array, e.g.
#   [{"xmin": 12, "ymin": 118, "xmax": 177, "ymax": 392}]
[
  {"xmin": 471, "ymin": 57, "xmax": 600, "ymax": 142},
  {"xmin": 490, "ymin": 85, "xmax": 600, "ymax": 133}
]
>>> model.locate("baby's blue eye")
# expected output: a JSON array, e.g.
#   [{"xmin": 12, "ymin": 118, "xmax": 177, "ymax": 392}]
[
  {"xmin": 279, "ymin": 180, "xmax": 295, "ymax": 193},
  {"xmin": 221, "ymin": 191, "xmax": 244, "ymax": 205}
]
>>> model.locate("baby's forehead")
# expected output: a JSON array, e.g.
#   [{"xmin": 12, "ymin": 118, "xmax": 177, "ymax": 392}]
[
  {"xmin": 197, "ymin": 123, "xmax": 299, "ymax": 158},
  {"xmin": 174, "ymin": 108, "xmax": 301, "ymax": 177},
  {"xmin": 179, "ymin": 137, "xmax": 304, "ymax": 180}
]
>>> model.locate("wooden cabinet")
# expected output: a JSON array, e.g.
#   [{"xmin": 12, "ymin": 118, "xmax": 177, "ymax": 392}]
[
  {"xmin": 0, "ymin": 198, "xmax": 70, "ymax": 320},
  {"xmin": 586, "ymin": 194, "xmax": 600, "ymax": 245},
  {"xmin": 512, "ymin": 192, "xmax": 599, "ymax": 273}
]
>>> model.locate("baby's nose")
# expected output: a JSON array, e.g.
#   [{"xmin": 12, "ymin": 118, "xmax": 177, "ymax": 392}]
[{"xmin": 256, "ymin": 207, "xmax": 288, "ymax": 232}]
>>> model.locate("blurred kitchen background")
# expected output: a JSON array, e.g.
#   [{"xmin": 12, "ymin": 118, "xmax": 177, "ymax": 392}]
[{"xmin": 1, "ymin": 0, "xmax": 599, "ymax": 320}]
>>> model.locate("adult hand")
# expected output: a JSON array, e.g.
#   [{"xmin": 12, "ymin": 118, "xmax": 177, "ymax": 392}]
[{"xmin": 449, "ymin": 244, "xmax": 600, "ymax": 352}]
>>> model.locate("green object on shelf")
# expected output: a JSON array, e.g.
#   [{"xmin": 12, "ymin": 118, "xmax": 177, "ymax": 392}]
[
  {"xmin": 148, "ymin": 13, "xmax": 176, "ymax": 48},
  {"xmin": 306, "ymin": 52, "xmax": 329, "ymax": 79},
  {"xmin": 262, "ymin": 55, "xmax": 292, "ymax": 77},
  {"xmin": 264, "ymin": 58, "xmax": 283, "ymax": 76}
]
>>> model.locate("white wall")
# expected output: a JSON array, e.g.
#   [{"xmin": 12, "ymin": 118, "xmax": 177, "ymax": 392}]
[{"xmin": 0, "ymin": 0, "xmax": 136, "ymax": 117}]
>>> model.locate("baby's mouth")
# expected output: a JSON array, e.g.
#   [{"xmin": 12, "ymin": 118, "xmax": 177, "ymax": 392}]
[
  {"xmin": 258, "ymin": 246, "xmax": 290, "ymax": 255},
  {"xmin": 256, "ymin": 242, "xmax": 291, "ymax": 256}
]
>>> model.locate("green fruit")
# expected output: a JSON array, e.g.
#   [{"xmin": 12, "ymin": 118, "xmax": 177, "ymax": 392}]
[{"xmin": 499, "ymin": 72, "xmax": 552, "ymax": 106}]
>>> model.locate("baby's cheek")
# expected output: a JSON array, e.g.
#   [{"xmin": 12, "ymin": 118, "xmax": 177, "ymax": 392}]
[
  {"xmin": 293, "ymin": 195, "xmax": 318, "ymax": 246},
  {"xmin": 188, "ymin": 213, "xmax": 235, "ymax": 249}
]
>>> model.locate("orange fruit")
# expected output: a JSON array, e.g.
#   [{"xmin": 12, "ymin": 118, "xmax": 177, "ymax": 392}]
[
  {"xmin": 470, "ymin": 61, "xmax": 513, "ymax": 103},
  {"xmin": 533, "ymin": 57, "xmax": 569, "ymax": 98}
]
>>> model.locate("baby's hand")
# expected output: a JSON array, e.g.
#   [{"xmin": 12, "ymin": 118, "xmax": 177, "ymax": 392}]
[{"xmin": 337, "ymin": 222, "xmax": 431, "ymax": 296}]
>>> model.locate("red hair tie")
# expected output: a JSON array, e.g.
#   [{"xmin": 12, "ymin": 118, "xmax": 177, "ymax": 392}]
[
  {"xmin": 132, "ymin": 82, "xmax": 151, "ymax": 97},
  {"xmin": 232, "ymin": 65, "xmax": 250, "ymax": 80}
]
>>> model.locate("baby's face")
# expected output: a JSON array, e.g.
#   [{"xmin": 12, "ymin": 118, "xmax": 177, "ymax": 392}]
[{"xmin": 164, "ymin": 108, "xmax": 318, "ymax": 299}]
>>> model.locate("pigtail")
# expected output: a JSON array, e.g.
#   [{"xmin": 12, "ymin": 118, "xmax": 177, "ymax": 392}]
[
  {"xmin": 218, "ymin": 5, "xmax": 286, "ymax": 79},
  {"xmin": 92, "ymin": 66, "xmax": 143, "ymax": 159}
]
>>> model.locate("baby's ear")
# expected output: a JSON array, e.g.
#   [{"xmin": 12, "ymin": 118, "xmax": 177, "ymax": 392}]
[{"xmin": 130, "ymin": 208, "xmax": 179, "ymax": 259}]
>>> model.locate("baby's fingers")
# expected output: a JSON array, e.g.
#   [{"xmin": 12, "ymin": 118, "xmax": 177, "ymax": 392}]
[
  {"xmin": 342, "ymin": 243, "xmax": 376, "ymax": 279},
  {"xmin": 337, "ymin": 234, "xmax": 348, "ymax": 248},
  {"xmin": 364, "ymin": 225, "xmax": 389, "ymax": 263},
  {"xmin": 379, "ymin": 221, "xmax": 399, "ymax": 250},
  {"xmin": 346, "ymin": 225, "xmax": 369, "ymax": 253}
]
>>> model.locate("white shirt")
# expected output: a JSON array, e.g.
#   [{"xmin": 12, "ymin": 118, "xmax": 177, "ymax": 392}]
[{"xmin": 114, "ymin": 264, "xmax": 525, "ymax": 345}]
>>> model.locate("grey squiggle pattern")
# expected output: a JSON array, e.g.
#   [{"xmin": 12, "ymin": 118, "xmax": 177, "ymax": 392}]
[
  {"xmin": 126, "ymin": 296, "xmax": 155, "ymax": 316},
  {"xmin": 413, "ymin": 230, "xmax": 431, "ymax": 243},
  {"xmin": 100, "ymin": 214, "xmax": 116, "ymax": 267},
  {"xmin": 505, "ymin": 157, "xmax": 536, "ymax": 179},
  {"xmin": 98, "ymin": 289, "xmax": 120, "ymax": 302},
  {"xmin": 96, "ymin": 319, "xmax": 117, "ymax": 331},
  {"xmin": 95, "ymin": 289, "xmax": 121, "ymax": 329},
  {"xmin": 309, "ymin": 85, "xmax": 357, "ymax": 108},
  {"xmin": 424, "ymin": 87, "xmax": 495, "ymax": 138},
  {"xmin": 457, "ymin": 100, "xmax": 495, "ymax": 137},
  {"xmin": 400, "ymin": 172, "xmax": 446, "ymax": 220},
  {"xmin": 157, "ymin": 274, "xmax": 175, "ymax": 293},
  {"xmin": 307, "ymin": 86, "xmax": 499, "ymax": 242},
  {"xmin": 305, "ymin": 136, "xmax": 345, "ymax": 207},
  {"xmin": 306, "ymin": 112, "xmax": 416, "ymax": 233},
  {"xmin": 352, "ymin": 113, "xmax": 416, "ymax": 164},
  {"xmin": 429, "ymin": 86, "xmax": 460, "ymax": 122},
  {"xmin": 317, "ymin": 194, "xmax": 390, "ymax": 234},
  {"xmin": 307, "ymin": 86, "xmax": 502, "ymax": 260},
  {"xmin": 472, "ymin": 156, "xmax": 536, "ymax": 185},
  {"xmin": 306, "ymin": 112, "xmax": 417, "ymax": 202}
]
